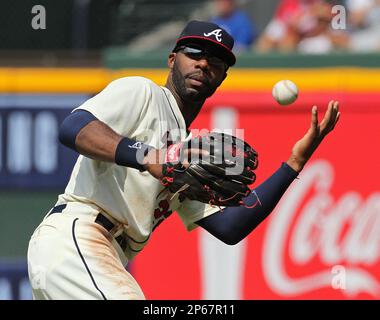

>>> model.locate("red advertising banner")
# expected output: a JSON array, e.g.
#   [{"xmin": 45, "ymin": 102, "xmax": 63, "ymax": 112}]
[{"xmin": 132, "ymin": 91, "xmax": 380, "ymax": 300}]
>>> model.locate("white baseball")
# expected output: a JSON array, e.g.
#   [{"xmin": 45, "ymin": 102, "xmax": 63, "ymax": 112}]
[{"xmin": 272, "ymin": 80, "xmax": 298, "ymax": 106}]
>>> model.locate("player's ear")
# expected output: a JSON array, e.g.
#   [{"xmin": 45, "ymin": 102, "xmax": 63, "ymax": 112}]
[{"xmin": 168, "ymin": 53, "xmax": 176, "ymax": 69}]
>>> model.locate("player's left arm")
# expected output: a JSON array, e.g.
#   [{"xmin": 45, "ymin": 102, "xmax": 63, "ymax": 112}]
[
  {"xmin": 286, "ymin": 100, "xmax": 340, "ymax": 172},
  {"xmin": 196, "ymin": 101, "xmax": 340, "ymax": 245}
]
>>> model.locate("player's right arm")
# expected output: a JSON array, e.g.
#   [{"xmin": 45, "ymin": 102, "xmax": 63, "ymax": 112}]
[
  {"xmin": 60, "ymin": 110, "xmax": 121, "ymax": 163},
  {"xmin": 58, "ymin": 77, "xmax": 164, "ymax": 178},
  {"xmin": 59, "ymin": 109, "xmax": 164, "ymax": 178}
]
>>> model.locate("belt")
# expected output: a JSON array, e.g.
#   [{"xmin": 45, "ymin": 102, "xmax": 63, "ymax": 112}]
[{"xmin": 49, "ymin": 204, "xmax": 127, "ymax": 251}]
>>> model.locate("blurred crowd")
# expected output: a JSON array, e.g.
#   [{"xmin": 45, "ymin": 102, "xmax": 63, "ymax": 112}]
[
  {"xmin": 210, "ymin": 0, "xmax": 380, "ymax": 54},
  {"xmin": 2, "ymin": 0, "xmax": 379, "ymax": 59}
]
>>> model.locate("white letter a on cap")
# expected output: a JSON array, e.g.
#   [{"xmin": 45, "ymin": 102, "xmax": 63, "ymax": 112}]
[{"xmin": 204, "ymin": 29, "xmax": 223, "ymax": 42}]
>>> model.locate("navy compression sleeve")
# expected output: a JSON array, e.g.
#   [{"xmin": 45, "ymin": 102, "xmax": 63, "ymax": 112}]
[
  {"xmin": 58, "ymin": 109, "xmax": 97, "ymax": 151},
  {"xmin": 196, "ymin": 162, "xmax": 299, "ymax": 245}
]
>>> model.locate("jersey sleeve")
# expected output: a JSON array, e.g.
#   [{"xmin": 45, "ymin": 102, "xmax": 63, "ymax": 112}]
[
  {"xmin": 176, "ymin": 200, "xmax": 223, "ymax": 232},
  {"xmin": 73, "ymin": 77, "xmax": 152, "ymax": 137}
]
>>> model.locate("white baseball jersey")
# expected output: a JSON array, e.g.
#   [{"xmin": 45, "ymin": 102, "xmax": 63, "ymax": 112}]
[{"xmin": 57, "ymin": 76, "xmax": 220, "ymax": 261}]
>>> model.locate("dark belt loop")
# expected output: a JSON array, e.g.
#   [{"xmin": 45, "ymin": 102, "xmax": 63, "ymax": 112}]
[
  {"xmin": 95, "ymin": 213, "xmax": 127, "ymax": 251},
  {"xmin": 48, "ymin": 204, "xmax": 67, "ymax": 216},
  {"xmin": 94, "ymin": 213, "xmax": 115, "ymax": 232}
]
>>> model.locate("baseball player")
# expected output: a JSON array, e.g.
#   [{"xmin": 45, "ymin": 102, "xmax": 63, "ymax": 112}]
[{"xmin": 27, "ymin": 20, "xmax": 340, "ymax": 300}]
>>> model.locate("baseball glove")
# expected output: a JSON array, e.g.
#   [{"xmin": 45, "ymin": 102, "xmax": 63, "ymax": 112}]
[{"xmin": 160, "ymin": 132, "xmax": 258, "ymax": 206}]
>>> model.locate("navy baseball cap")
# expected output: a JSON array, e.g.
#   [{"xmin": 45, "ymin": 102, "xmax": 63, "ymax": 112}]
[{"xmin": 173, "ymin": 20, "xmax": 236, "ymax": 67}]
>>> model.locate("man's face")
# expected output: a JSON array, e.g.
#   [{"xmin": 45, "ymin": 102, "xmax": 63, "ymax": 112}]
[{"xmin": 169, "ymin": 45, "xmax": 228, "ymax": 103}]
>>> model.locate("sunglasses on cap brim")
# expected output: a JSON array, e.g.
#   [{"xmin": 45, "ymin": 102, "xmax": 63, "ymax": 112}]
[{"xmin": 175, "ymin": 45, "xmax": 228, "ymax": 69}]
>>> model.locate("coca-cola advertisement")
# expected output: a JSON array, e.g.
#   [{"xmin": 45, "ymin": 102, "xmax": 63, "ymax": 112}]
[{"xmin": 132, "ymin": 91, "xmax": 380, "ymax": 300}]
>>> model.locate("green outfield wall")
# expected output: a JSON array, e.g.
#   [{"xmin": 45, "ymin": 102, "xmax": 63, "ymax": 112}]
[{"xmin": 0, "ymin": 192, "xmax": 59, "ymax": 257}]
